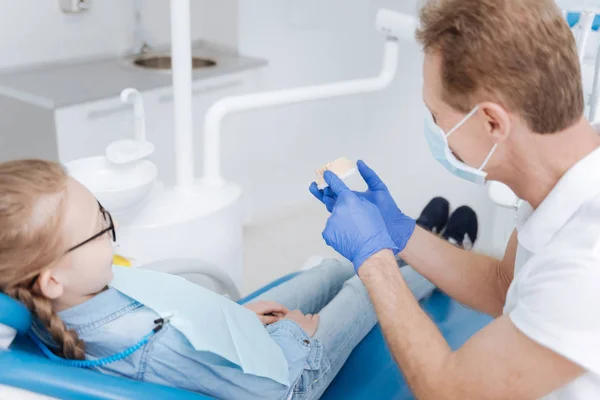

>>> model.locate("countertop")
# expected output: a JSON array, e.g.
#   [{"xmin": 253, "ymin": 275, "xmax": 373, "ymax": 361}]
[{"xmin": 0, "ymin": 41, "xmax": 267, "ymax": 109}]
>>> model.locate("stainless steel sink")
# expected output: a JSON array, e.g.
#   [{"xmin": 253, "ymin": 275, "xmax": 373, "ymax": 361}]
[{"xmin": 131, "ymin": 54, "xmax": 217, "ymax": 70}]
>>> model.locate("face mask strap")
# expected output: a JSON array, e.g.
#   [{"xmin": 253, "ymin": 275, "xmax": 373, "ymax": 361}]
[
  {"xmin": 478, "ymin": 143, "xmax": 498, "ymax": 171},
  {"xmin": 445, "ymin": 105, "xmax": 480, "ymax": 139}
]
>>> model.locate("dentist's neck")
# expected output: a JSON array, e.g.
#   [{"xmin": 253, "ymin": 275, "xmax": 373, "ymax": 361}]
[{"xmin": 499, "ymin": 116, "xmax": 600, "ymax": 209}]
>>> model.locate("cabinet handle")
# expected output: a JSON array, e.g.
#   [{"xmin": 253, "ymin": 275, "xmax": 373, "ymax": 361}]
[
  {"xmin": 158, "ymin": 80, "xmax": 242, "ymax": 104},
  {"xmin": 87, "ymin": 105, "xmax": 131, "ymax": 120}
]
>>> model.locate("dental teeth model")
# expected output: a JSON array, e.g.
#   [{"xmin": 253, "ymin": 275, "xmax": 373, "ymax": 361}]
[{"xmin": 315, "ymin": 157, "xmax": 357, "ymax": 190}]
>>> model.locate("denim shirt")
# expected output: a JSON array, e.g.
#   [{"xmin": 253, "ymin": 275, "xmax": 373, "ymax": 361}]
[{"xmin": 35, "ymin": 288, "xmax": 323, "ymax": 400}]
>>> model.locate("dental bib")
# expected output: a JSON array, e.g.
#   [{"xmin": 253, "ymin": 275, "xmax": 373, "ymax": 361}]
[{"xmin": 109, "ymin": 266, "xmax": 290, "ymax": 386}]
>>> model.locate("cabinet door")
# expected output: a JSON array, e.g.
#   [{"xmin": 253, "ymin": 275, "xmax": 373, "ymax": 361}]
[{"xmin": 54, "ymin": 96, "xmax": 133, "ymax": 163}]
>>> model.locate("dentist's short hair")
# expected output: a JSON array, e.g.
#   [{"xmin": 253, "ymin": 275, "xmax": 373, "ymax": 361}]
[{"xmin": 416, "ymin": 0, "xmax": 583, "ymax": 134}]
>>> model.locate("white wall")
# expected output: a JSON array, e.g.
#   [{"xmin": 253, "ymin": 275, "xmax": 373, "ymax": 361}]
[
  {"xmin": 212, "ymin": 0, "xmax": 499, "ymax": 254},
  {"xmin": 0, "ymin": 0, "xmax": 237, "ymax": 71}
]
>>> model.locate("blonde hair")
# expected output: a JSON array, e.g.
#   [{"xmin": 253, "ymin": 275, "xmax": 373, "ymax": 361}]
[
  {"xmin": 0, "ymin": 159, "xmax": 85, "ymax": 359},
  {"xmin": 416, "ymin": 0, "xmax": 584, "ymax": 134}
]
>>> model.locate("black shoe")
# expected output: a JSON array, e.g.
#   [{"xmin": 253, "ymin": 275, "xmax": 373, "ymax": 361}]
[
  {"xmin": 416, "ymin": 197, "xmax": 450, "ymax": 234},
  {"xmin": 442, "ymin": 206, "xmax": 478, "ymax": 250}
]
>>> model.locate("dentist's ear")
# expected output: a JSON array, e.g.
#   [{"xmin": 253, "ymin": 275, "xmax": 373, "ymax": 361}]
[
  {"xmin": 480, "ymin": 102, "xmax": 512, "ymax": 143},
  {"xmin": 37, "ymin": 269, "xmax": 65, "ymax": 300}
]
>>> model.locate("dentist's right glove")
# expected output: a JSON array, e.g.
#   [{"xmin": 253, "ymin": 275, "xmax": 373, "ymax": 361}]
[
  {"xmin": 310, "ymin": 160, "xmax": 416, "ymax": 253},
  {"xmin": 321, "ymin": 171, "xmax": 398, "ymax": 272}
]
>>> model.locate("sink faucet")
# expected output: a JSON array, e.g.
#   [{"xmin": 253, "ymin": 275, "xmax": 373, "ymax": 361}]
[{"xmin": 132, "ymin": 0, "xmax": 151, "ymax": 55}]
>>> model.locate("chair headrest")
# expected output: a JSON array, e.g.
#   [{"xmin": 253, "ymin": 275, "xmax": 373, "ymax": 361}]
[{"xmin": 0, "ymin": 292, "xmax": 32, "ymax": 335}]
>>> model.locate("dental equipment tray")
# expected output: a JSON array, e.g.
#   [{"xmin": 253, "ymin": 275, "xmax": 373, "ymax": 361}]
[{"xmin": 0, "ymin": 272, "xmax": 491, "ymax": 400}]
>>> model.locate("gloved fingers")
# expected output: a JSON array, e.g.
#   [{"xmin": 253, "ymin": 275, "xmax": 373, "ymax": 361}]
[
  {"xmin": 323, "ymin": 187, "xmax": 336, "ymax": 199},
  {"xmin": 309, "ymin": 182, "xmax": 326, "ymax": 202},
  {"xmin": 352, "ymin": 191, "xmax": 370, "ymax": 201},
  {"xmin": 323, "ymin": 195, "xmax": 336, "ymax": 213},
  {"xmin": 357, "ymin": 160, "xmax": 387, "ymax": 190},
  {"xmin": 322, "ymin": 223, "xmax": 334, "ymax": 247},
  {"xmin": 323, "ymin": 170, "xmax": 351, "ymax": 196},
  {"xmin": 309, "ymin": 185, "xmax": 337, "ymax": 201},
  {"xmin": 321, "ymin": 187, "xmax": 337, "ymax": 212},
  {"xmin": 310, "ymin": 182, "xmax": 337, "ymax": 212}
]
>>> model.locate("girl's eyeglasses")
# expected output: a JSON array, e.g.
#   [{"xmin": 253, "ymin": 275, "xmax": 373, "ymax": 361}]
[{"xmin": 67, "ymin": 201, "xmax": 116, "ymax": 253}]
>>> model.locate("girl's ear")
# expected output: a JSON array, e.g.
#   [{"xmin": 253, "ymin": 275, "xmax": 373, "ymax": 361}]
[{"xmin": 37, "ymin": 269, "xmax": 64, "ymax": 300}]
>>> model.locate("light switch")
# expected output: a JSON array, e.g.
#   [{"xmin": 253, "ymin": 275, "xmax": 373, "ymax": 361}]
[{"xmin": 59, "ymin": 0, "xmax": 91, "ymax": 14}]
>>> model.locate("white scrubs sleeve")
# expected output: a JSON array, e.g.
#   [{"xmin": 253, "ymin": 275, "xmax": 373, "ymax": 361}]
[{"xmin": 509, "ymin": 253, "xmax": 600, "ymax": 375}]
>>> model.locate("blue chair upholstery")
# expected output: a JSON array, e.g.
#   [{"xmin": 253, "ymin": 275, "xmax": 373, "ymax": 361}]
[
  {"xmin": 0, "ymin": 292, "xmax": 211, "ymax": 400},
  {"xmin": 0, "ymin": 292, "xmax": 32, "ymax": 335},
  {"xmin": 1, "ymin": 274, "xmax": 492, "ymax": 399},
  {"xmin": 321, "ymin": 290, "xmax": 492, "ymax": 399},
  {"xmin": 1, "ymin": 337, "xmax": 208, "ymax": 400}
]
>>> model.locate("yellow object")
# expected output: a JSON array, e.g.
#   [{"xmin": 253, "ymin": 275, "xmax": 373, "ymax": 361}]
[{"xmin": 113, "ymin": 254, "xmax": 132, "ymax": 267}]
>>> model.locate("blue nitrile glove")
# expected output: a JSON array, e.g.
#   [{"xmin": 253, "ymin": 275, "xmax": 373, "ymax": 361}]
[
  {"xmin": 310, "ymin": 160, "xmax": 416, "ymax": 253},
  {"xmin": 309, "ymin": 182, "xmax": 337, "ymax": 212},
  {"xmin": 321, "ymin": 170, "xmax": 399, "ymax": 272}
]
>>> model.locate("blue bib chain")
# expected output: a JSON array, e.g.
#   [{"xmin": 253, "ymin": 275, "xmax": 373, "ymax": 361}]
[{"xmin": 29, "ymin": 316, "xmax": 170, "ymax": 368}]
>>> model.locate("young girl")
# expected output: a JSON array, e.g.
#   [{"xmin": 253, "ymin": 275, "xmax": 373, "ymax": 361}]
[{"xmin": 0, "ymin": 159, "xmax": 453, "ymax": 400}]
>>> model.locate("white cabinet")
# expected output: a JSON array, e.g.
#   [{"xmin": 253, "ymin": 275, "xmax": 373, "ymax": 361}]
[
  {"xmin": 54, "ymin": 72, "xmax": 252, "ymax": 185},
  {"xmin": 55, "ymin": 96, "xmax": 131, "ymax": 162}
]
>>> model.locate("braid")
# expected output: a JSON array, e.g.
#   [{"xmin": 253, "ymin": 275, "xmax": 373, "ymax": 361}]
[
  {"xmin": 0, "ymin": 160, "xmax": 87, "ymax": 360},
  {"xmin": 4, "ymin": 286, "xmax": 86, "ymax": 360}
]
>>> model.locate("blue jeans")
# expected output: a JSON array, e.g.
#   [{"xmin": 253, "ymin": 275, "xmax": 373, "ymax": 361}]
[{"xmin": 247, "ymin": 258, "xmax": 435, "ymax": 400}]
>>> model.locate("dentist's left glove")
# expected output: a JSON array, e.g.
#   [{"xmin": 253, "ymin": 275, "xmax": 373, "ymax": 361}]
[{"xmin": 321, "ymin": 171, "xmax": 398, "ymax": 273}]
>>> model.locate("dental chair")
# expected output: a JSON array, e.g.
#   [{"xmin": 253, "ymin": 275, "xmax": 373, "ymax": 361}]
[{"xmin": 0, "ymin": 269, "xmax": 492, "ymax": 400}]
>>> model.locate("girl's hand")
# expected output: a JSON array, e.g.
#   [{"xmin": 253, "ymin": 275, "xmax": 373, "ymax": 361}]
[
  {"xmin": 244, "ymin": 301, "xmax": 290, "ymax": 325},
  {"xmin": 284, "ymin": 310, "xmax": 320, "ymax": 337}
]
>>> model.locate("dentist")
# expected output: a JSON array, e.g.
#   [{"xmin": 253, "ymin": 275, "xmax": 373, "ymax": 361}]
[{"xmin": 310, "ymin": 0, "xmax": 600, "ymax": 398}]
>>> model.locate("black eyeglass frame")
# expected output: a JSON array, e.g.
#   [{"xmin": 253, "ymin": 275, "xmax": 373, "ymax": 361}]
[{"xmin": 67, "ymin": 201, "xmax": 116, "ymax": 253}]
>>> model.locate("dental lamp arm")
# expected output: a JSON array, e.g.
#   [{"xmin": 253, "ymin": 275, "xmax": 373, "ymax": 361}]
[
  {"xmin": 576, "ymin": 11, "xmax": 596, "ymax": 63},
  {"xmin": 589, "ymin": 43, "xmax": 600, "ymax": 122},
  {"xmin": 201, "ymin": 10, "xmax": 417, "ymax": 187},
  {"xmin": 375, "ymin": 9, "xmax": 418, "ymax": 40},
  {"xmin": 202, "ymin": 41, "xmax": 399, "ymax": 186}
]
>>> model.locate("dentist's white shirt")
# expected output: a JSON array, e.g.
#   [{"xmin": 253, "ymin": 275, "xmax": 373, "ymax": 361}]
[{"xmin": 503, "ymin": 146, "xmax": 600, "ymax": 399}]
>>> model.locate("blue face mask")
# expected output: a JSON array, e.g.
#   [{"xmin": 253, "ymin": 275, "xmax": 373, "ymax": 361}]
[{"xmin": 424, "ymin": 105, "xmax": 498, "ymax": 185}]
